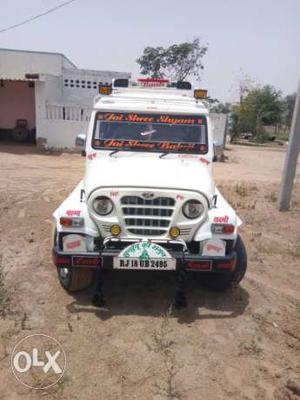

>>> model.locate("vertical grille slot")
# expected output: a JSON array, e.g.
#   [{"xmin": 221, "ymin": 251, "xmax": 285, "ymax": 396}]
[{"xmin": 121, "ymin": 196, "xmax": 175, "ymax": 236}]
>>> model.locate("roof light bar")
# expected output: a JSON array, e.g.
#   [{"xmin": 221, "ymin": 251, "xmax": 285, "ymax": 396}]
[{"xmin": 137, "ymin": 78, "xmax": 169, "ymax": 87}]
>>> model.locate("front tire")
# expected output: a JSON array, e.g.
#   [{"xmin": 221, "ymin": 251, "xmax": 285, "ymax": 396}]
[
  {"xmin": 57, "ymin": 267, "xmax": 94, "ymax": 292},
  {"xmin": 201, "ymin": 234, "xmax": 247, "ymax": 291}
]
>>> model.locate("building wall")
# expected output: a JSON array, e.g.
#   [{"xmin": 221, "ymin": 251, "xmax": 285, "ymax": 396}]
[
  {"xmin": 0, "ymin": 48, "xmax": 76, "ymax": 79},
  {"xmin": 36, "ymin": 103, "xmax": 91, "ymax": 149},
  {"xmin": 0, "ymin": 48, "xmax": 131, "ymax": 148},
  {"xmin": 62, "ymin": 68, "xmax": 130, "ymax": 105},
  {"xmin": 0, "ymin": 80, "xmax": 35, "ymax": 130},
  {"xmin": 35, "ymin": 69, "xmax": 130, "ymax": 149},
  {"xmin": 38, "ymin": 118, "xmax": 89, "ymax": 148}
]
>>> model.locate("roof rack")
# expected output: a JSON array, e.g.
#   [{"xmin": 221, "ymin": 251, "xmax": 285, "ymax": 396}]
[{"xmin": 98, "ymin": 78, "xmax": 208, "ymax": 100}]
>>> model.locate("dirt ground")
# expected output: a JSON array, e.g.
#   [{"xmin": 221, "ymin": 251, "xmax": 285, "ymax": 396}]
[{"xmin": 0, "ymin": 143, "xmax": 300, "ymax": 400}]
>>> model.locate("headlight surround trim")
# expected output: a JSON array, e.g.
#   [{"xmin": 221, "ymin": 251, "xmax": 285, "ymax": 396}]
[
  {"xmin": 182, "ymin": 199, "xmax": 205, "ymax": 219},
  {"xmin": 92, "ymin": 196, "xmax": 114, "ymax": 216}
]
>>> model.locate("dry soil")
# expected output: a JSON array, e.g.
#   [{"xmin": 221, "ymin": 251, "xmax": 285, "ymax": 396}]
[{"xmin": 0, "ymin": 143, "xmax": 299, "ymax": 400}]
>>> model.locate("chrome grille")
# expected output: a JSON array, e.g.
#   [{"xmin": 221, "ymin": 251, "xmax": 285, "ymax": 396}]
[
  {"xmin": 121, "ymin": 196, "xmax": 175, "ymax": 206},
  {"xmin": 123, "ymin": 208, "xmax": 172, "ymax": 217},
  {"xmin": 121, "ymin": 196, "xmax": 175, "ymax": 236}
]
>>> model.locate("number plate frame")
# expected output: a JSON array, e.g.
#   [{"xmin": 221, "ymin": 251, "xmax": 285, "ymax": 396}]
[{"xmin": 113, "ymin": 257, "xmax": 176, "ymax": 270}]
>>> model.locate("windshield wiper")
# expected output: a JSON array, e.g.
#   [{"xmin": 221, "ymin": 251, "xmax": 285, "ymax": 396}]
[
  {"xmin": 140, "ymin": 129, "xmax": 157, "ymax": 136},
  {"xmin": 159, "ymin": 152, "xmax": 169, "ymax": 158},
  {"xmin": 109, "ymin": 149, "xmax": 120, "ymax": 157}
]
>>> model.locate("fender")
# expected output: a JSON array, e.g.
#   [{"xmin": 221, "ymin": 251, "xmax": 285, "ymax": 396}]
[
  {"xmin": 194, "ymin": 186, "xmax": 241, "ymax": 241},
  {"xmin": 53, "ymin": 180, "xmax": 99, "ymax": 238}
]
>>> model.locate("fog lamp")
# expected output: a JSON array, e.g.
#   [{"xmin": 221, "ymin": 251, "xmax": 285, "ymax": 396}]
[
  {"xmin": 110, "ymin": 224, "xmax": 121, "ymax": 236},
  {"xmin": 169, "ymin": 226, "xmax": 180, "ymax": 239}
]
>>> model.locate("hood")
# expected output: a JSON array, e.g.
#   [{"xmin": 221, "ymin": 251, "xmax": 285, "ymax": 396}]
[{"xmin": 84, "ymin": 154, "xmax": 215, "ymax": 200}]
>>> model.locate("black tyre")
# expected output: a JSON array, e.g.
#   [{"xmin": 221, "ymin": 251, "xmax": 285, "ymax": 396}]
[
  {"xmin": 57, "ymin": 267, "xmax": 94, "ymax": 292},
  {"xmin": 201, "ymin": 235, "xmax": 247, "ymax": 291},
  {"xmin": 12, "ymin": 127, "xmax": 29, "ymax": 142}
]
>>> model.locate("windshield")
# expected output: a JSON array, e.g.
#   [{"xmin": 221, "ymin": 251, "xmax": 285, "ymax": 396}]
[{"xmin": 92, "ymin": 112, "xmax": 208, "ymax": 154}]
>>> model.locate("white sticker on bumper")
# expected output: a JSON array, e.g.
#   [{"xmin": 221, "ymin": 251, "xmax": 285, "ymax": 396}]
[
  {"xmin": 63, "ymin": 234, "xmax": 87, "ymax": 252},
  {"xmin": 202, "ymin": 237, "xmax": 226, "ymax": 257}
]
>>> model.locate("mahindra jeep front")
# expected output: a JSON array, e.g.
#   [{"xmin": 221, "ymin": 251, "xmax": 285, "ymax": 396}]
[{"xmin": 52, "ymin": 82, "xmax": 247, "ymax": 307}]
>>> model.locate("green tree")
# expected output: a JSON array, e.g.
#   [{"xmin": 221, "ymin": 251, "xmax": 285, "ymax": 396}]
[
  {"xmin": 136, "ymin": 38, "xmax": 207, "ymax": 81},
  {"xmin": 136, "ymin": 46, "xmax": 167, "ymax": 78},
  {"xmin": 210, "ymin": 102, "xmax": 232, "ymax": 114},
  {"xmin": 231, "ymin": 85, "xmax": 283, "ymax": 139},
  {"xmin": 282, "ymin": 93, "xmax": 296, "ymax": 130}
]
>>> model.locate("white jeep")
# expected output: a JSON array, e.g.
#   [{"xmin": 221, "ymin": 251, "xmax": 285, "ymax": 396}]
[{"xmin": 52, "ymin": 79, "xmax": 247, "ymax": 307}]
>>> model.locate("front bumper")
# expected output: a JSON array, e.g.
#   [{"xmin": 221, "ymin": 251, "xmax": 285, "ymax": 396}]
[{"xmin": 53, "ymin": 243, "xmax": 237, "ymax": 273}]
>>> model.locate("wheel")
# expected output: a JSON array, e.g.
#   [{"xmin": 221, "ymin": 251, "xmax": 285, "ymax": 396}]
[
  {"xmin": 12, "ymin": 127, "xmax": 29, "ymax": 142},
  {"xmin": 201, "ymin": 235, "xmax": 247, "ymax": 291},
  {"xmin": 57, "ymin": 267, "xmax": 94, "ymax": 292}
]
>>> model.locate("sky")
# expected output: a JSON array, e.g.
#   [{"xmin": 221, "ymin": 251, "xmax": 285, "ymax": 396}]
[{"xmin": 0, "ymin": 0, "xmax": 299, "ymax": 102}]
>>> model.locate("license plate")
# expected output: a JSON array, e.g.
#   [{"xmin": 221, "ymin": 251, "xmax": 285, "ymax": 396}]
[
  {"xmin": 113, "ymin": 257, "xmax": 176, "ymax": 270},
  {"xmin": 113, "ymin": 241, "xmax": 176, "ymax": 270}
]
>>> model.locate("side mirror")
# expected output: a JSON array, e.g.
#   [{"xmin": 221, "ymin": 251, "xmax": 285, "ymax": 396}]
[{"xmin": 75, "ymin": 133, "xmax": 86, "ymax": 157}]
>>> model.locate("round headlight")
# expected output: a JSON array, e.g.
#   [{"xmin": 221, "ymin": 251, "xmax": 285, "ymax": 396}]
[
  {"xmin": 93, "ymin": 196, "xmax": 113, "ymax": 215},
  {"xmin": 182, "ymin": 200, "xmax": 204, "ymax": 219}
]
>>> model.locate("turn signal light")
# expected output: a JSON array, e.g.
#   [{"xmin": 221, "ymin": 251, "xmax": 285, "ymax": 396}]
[
  {"xmin": 99, "ymin": 84, "xmax": 112, "ymax": 95},
  {"xmin": 211, "ymin": 224, "xmax": 235, "ymax": 235},
  {"xmin": 194, "ymin": 89, "xmax": 208, "ymax": 99},
  {"xmin": 223, "ymin": 224, "xmax": 235, "ymax": 234},
  {"xmin": 60, "ymin": 217, "xmax": 84, "ymax": 227},
  {"xmin": 60, "ymin": 217, "xmax": 72, "ymax": 226}
]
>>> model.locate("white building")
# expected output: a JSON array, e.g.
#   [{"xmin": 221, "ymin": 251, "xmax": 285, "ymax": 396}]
[{"xmin": 0, "ymin": 48, "xmax": 130, "ymax": 149}]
